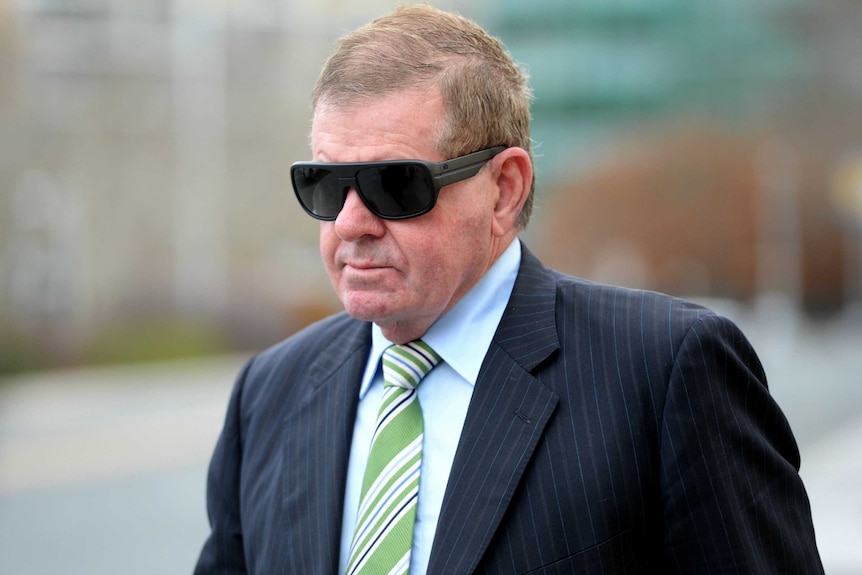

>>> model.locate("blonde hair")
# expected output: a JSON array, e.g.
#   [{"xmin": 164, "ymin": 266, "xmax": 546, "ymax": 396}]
[{"xmin": 312, "ymin": 4, "xmax": 535, "ymax": 227}]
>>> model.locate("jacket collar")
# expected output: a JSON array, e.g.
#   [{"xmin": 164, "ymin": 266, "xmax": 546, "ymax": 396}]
[{"xmin": 428, "ymin": 245, "xmax": 562, "ymax": 573}]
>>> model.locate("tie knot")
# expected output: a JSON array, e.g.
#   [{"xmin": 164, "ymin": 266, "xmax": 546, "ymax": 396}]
[{"xmin": 382, "ymin": 340, "xmax": 442, "ymax": 390}]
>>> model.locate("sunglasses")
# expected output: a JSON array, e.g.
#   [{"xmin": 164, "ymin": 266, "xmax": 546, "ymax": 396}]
[{"xmin": 290, "ymin": 146, "xmax": 506, "ymax": 221}]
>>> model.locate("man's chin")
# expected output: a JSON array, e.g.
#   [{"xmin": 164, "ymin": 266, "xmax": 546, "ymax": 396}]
[{"xmin": 340, "ymin": 293, "xmax": 393, "ymax": 324}]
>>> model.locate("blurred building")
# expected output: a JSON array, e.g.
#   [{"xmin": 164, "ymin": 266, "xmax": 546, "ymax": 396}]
[
  {"xmin": 0, "ymin": 0, "xmax": 473, "ymax": 371},
  {"xmin": 1, "ymin": 0, "xmax": 860, "ymax": 373},
  {"xmin": 482, "ymin": 0, "xmax": 862, "ymax": 313}
]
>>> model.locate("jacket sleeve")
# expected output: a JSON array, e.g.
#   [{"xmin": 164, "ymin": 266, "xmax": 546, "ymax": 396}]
[
  {"xmin": 194, "ymin": 359, "xmax": 253, "ymax": 575},
  {"xmin": 659, "ymin": 313, "xmax": 823, "ymax": 573}
]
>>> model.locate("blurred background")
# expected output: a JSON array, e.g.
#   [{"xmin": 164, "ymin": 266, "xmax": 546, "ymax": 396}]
[{"xmin": 1, "ymin": 0, "xmax": 860, "ymax": 573}]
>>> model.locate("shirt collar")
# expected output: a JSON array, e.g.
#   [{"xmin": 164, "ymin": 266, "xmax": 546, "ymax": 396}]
[{"xmin": 359, "ymin": 239, "xmax": 522, "ymax": 398}]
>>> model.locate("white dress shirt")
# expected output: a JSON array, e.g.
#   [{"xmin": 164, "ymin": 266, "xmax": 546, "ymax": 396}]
[{"xmin": 338, "ymin": 239, "xmax": 522, "ymax": 575}]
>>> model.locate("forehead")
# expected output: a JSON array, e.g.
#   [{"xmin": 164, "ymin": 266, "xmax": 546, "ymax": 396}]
[{"xmin": 310, "ymin": 88, "xmax": 446, "ymax": 162}]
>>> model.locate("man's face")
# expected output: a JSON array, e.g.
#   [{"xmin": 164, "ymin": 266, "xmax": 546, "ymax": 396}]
[{"xmin": 311, "ymin": 88, "xmax": 505, "ymax": 343}]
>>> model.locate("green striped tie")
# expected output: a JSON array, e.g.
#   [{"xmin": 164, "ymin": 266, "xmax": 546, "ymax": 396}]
[{"xmin": 345, "ymin": 340, "xmax": 443, "ymax": 575}]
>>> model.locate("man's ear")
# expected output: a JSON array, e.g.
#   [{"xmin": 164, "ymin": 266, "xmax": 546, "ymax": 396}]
[{"xmin": 491, "ymin": 147, "xmax": 533, "ymax": 237}]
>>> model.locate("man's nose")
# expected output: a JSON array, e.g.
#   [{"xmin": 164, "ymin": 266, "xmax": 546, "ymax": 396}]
[{"xmin": 333, "ymin": 188, "xmax": 385, "ymax": 240}]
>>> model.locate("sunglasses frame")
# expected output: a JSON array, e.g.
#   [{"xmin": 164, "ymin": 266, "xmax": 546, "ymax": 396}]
[{"xmin": 291, "ymin": 146, "xmax": 507, "ymax": 221}]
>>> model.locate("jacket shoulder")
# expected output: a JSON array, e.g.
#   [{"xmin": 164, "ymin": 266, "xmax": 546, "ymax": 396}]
[
  {"xmin": 236, "ymin": 312, "xmax": 369, "ymax": 409},
  {"xmin": 255, "ymin": 312, "xmax": 365, "ymax": 367},
  {"xmin": 550, "ymin": 268, "xmax": 717, "ymax": 331}
]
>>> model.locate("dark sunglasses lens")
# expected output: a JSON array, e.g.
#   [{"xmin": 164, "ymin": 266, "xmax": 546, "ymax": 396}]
[
  {"xmin": 292, "ymin": 166, "xmax": 345, "ymax": 219},
  {"xmin": 356, "ymin": 164, "xmax": 435, "ymax": 219}
]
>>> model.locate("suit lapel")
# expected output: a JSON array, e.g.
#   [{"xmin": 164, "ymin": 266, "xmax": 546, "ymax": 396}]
[
  {"xmin": 280, "ymin": 320, "xmax": 370, "ymax": 573},
  {"xmin": 428, "ymin": 247, "xmax": 561, "ymax": 574}
]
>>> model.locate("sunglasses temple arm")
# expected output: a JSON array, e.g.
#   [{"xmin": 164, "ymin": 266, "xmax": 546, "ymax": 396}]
[
  {"xmin": 433, "ymin": 146, "xmax": 506, "ymax": 187},
  {"xmin": 434, "ymin": 163, "xmax": 489, "ymax": 188}
]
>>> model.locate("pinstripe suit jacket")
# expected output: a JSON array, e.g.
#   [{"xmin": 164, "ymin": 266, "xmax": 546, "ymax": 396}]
[{"xmin": 195, "ymin": 246, "xmax": 823, "ymax": 574}]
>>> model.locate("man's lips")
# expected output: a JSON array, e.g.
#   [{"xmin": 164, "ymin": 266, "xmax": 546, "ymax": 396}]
[{"xmin": 342, "ymin": 260, "xmax": 391, "ymax": 271}]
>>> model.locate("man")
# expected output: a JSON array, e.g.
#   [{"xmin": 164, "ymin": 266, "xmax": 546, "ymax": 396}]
[{"xmin": 196, "ymin": 5, "xmax": 823, "ymax": 574}]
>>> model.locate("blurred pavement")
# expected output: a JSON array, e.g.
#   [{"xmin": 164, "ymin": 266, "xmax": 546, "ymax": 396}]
[
  {"xmin": 1, "ymin": 307, "xmax": 860, "ymax": 574},
  {"xmin": 0, "ymin": 355, "xmax": 246, "ymax": 575}
]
